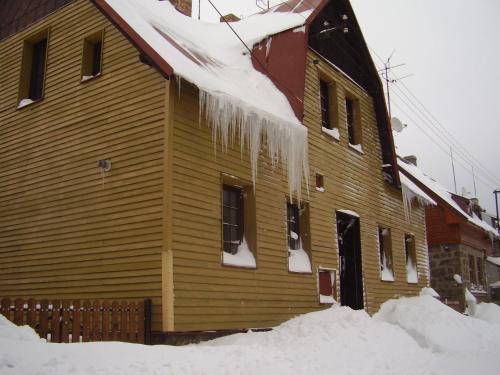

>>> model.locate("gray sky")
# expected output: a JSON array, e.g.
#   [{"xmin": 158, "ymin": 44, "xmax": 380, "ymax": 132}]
[{"xmin": 192, "ymin": 0, "xmax": 500, "ymax": 215}]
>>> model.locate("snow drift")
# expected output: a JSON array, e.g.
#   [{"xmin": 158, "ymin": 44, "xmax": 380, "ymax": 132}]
[{"xmin": 2, "ymin": 295, "xmax": 500, "ymax": 374}]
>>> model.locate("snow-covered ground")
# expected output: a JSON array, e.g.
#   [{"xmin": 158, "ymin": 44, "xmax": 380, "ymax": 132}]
[{"xmin": 1, "ymin": 295, "xmax": 500, "ymax": 375}]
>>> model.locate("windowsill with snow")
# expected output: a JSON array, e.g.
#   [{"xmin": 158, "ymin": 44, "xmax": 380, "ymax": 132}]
[
  {"xmin": 321, "ymin": 126, "xmax": 340, "ymax": 141},
  {"xmin": 17, "ymin": 98, "xmax": 38, "ymax": 109},
  {"xmin": 319, "ymin": 294, "xmax": 336, "ymax": 304},
  {"xmin": 348, "ymin": 143, "xmax": 364, "ymax": 154},
  {"xmin": 288, "ymin": 246, "xmax": 312, "ymax": 274},
  {"xmin": 380, "ymin": 268, "xmax": 395, "ymax": 282},
  {"xmin": 406, "ymin": 259, "xmax": 418, "ymax": 283},
  {"xmin": 81, "ymin": 72, "xmax": 101, "ymax": 83},
  {"xmin": 315, "ymin": 186, "xmax": 325, "ymax": 192},
  {"xmin": 222, "ymin": 239, "xmax": 256, "ymax": 269}
]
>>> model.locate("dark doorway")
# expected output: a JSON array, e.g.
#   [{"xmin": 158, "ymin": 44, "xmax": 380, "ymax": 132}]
[{"xmin": 336, "ymin": 211, "xmax": 364, "ymax": 310}]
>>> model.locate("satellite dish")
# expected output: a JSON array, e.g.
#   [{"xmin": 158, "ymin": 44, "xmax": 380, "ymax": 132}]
[{"xmin": 391, "ymin": 117, "xmax": 406, "ymax": 133}]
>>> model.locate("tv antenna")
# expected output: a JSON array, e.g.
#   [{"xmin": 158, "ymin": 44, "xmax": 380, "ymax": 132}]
[
  {"xmin": 378, "ymin": 51, "xmax": 413, "ymax": 117},
  {"xmin": 256, "ymin": 0, "xmax": 270, "ymax": 10}
]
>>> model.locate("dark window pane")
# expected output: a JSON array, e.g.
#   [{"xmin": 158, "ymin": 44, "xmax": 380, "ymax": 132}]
[
  {"xmin": 287, "ymin": 203, "xmax": 300, "ymax": 250},
  {"xmin": 320, "ymin": 80, "xmax": 331, "ymax": 129},
  {"xmin": 223, "ymin": 185, "xmax": 243, "ymax": 254},
  {"xmin": 29, "ymin": 38, "xmax": 47, "ymax": 100},
  {"xmin": 92, "ymin": 40, "xmax": 102, "ymax": 76},
  {"xmin": 346, "ymin": 98, "xmax": 355, "ymax": 144}
]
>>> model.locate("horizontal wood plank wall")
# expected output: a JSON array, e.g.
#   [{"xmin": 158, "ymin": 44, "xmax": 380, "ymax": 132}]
[
  {"xmin": 171, "ymin": 50, "xmax": 429, "ymax": 331},
  {"xmin": 0, "ymin": 0, "xmax": 165, "ymax": 331}
]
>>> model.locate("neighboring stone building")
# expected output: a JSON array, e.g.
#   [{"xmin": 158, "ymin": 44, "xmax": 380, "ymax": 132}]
[{"xmin": 399, "ymin": 157, "xmax": 499, "ymax": 309}]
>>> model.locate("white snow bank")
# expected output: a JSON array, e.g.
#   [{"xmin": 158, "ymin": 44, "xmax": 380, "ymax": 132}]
[
  {"xmin": 375, "ymin": 295, "xmax": 500, "ymax": 356},
  {"xmin": 474, "ymin": 303, "xmax": 500, "ymax": 324},
  {"xmin": 398, "ymin": 159, "xmax": 498, "ymax": 236},
  {"xmin": 419, "ymin": 287, "xmax": 440, "ymax": 298},
  {"xmin": 222, "ymin": 238, "xmax": 256, "ymax": 268},
  {"xmin": 0, "ymin": 314, "xmax": 41, "ymax": 342},
  {"xmin": 105, "ymin": 0, "xmax": 311, "ymax": 197},
  {"xmin": 2, "ymin": 296, "xmax": 500, "ymax": 374}
]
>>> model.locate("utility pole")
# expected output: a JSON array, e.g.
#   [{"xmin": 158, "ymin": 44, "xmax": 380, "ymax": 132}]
[
  {"xmin": 472, "ymin": 166, "xmax": 478, "ymax": 197},
  {"xmin": 450, "ymin": 147, "xmax": 457, "ymax": 194},
  {"xmin": 494, "ymin": 190, "xmax": 500, "ymax": 230}
]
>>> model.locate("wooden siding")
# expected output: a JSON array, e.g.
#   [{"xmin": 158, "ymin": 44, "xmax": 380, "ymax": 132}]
[
  {"xmin": 169, "ymin": 50, "xmax": 429, "ymax": 331},
  {"xmin": 0, "ymin": 0, "xmax": 166, "ymax": 331}
]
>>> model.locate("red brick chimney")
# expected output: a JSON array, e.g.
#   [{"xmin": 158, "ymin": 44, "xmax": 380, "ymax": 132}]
[{"xmin": 169, "ymin": 0, "xmax": 192, "ymax": 16}]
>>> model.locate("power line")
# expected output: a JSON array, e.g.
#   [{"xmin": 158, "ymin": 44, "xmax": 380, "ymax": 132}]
[{"xmin": 369, "ymin": 46, "xmax": 500, "ymax": 189}]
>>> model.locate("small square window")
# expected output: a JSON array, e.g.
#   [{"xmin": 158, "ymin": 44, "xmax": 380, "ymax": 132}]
[
  {"xmin": 82, "ymin": 30, "xmax": 103, "ymax": 81},
  {"xmin": 405, "ymin": 234, "xmax": 418, "ymax": 283},
  {"xmin": 315, "ymin": 173, "xmax": 324, "ymax": 192},
  {"xmin": 378, "ymin": 227, "xmax": 394, "ymax": 281},
  {"xmin": 221, "ymin": 177, "xmax": 256, "ymax": 268},
  {"xmin": 287, "ymin": 200, "xmax": 312, "ymax": 273},
  {"xmin": 18, "ymin": 29, "xmax": 49, "ymax": 107},
  {"xmin": 318, "ymin": 269, "xmax": 336, "ymax": 304}
]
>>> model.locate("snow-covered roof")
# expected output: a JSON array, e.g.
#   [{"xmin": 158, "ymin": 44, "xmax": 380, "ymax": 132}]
[
  {"xmin": 487, "ymin": 257, "xmax": 500, "ymax": 267},
  {"xmin": 101, "ymin": 0, "xmax": 315, "ymax": 197},
  {"xmin": 399, "ymin": 171, "xmax": 436, "ymax": 206},
  {"xmin": 398, "ymin": 158, "xmax": 499, "ymax": 237}
]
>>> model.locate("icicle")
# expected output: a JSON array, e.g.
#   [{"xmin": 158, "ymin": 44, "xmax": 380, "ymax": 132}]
[{"xmin": 199, "ymin": 89, "xmax": 309, "ymax": 200}]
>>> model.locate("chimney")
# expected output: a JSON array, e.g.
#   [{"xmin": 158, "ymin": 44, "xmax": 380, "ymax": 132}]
[
  {"xmin": 403, "ymin": 155, "xmax": 417, "ymax": 166},
  {"xmin": 168, "ymin": 0, "xmax": 192, "ymax": 16},
  {"xmin": 220, "ymin": 13, "xmax": 241, "ymax": 23}
]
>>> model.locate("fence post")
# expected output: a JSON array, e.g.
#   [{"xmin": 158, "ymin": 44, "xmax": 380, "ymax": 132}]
[{"xmin": 144, "ymin": 299, "xmax": 152, "ymax": 345}]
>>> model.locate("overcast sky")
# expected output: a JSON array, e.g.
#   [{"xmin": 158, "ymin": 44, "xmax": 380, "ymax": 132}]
[{"xmin": 192, "ymin": 0, "xmax": 500, "ymax": 215}]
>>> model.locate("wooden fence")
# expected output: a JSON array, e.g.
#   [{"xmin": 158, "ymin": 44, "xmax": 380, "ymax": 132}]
[{"xmin": 0, "ymin": 298, "xmax": 152, "ymax": 344}]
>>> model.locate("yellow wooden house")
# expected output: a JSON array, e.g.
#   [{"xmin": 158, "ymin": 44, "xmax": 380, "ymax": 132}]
[{"xmin": 0, "ymin": 0, "xmax": 433, "ymax": 339}]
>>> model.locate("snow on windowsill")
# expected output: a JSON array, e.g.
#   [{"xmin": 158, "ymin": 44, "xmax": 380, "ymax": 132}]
[
  {"xmin": 406, "ymin": 258, "xmax": 418, "ymax": 283},
  {"xmin": 348, "ymin": 143, "xmax": 364, "ymax": 154},
  {"xmin": 321, "ymin": 126, "xmax": 340, "ymax": 141},
  {"xmin": 337, "ymin": 209, "xmax": 360, "ymax": 218},
  {"xmin": 17, "ymin": 98, "xmax": 36, "ymax": 109},
  {"xmin": 315, "ymin": 187, "xmax": 325, "ymax": 192},
  {"xmin": 222, "ymin": 239, "xmax": 256, "ymax": 268},
  {"xmin": 288, "ymin": 246, "xmax": 312, "ymax": 273},
  {"xmin": 320, "ymin": 294, "xmax": 336, "ymax": 304},
  {"xmin": 81, "ymin": 73, "xmax": 101, "ymax": 83},
  {"xmin": 381, "ymin": 267, "xmax": 394, "ymax": 282}
]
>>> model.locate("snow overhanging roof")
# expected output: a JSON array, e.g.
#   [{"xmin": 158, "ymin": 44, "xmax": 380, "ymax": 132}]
[
  {"xmin": 94, "ymin": 0, "xmax": 315, "ymax": 197},
  {"xmin": 398, "ymin": 158, "xmax": 499, "ymax": 237}
]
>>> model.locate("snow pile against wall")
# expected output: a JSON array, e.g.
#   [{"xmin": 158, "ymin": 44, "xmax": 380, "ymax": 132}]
[
  {"xmin": 398, "ymin": 159, "xmax": 498, "ymax": 236},
  {"xmin": 0, "ymin": 315, "xmax": 42, "ymax": 343},
  {"xmin": 2, "ymin": 295, "xmax": 500, "ymax": 374},
  {"xmin": 105, "ymin": 0, "xmax": 312, "ymax": 197},
  {"xmin": 474, "ymin": 303, "xmax": 500, "ymax": 325}
]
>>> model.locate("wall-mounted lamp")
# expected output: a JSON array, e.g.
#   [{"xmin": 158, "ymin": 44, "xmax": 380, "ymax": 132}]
[{"xmin": 98, "ymin": 159, "xmax": 112, "ymax": 172}]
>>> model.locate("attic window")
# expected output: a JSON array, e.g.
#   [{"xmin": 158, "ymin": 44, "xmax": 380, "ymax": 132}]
[
  {"xmin": 81, "ymin": 30, "xmax": 103, "ymax": 82},
  {"xmin": 319, "ymin": 78, "xmax": 339, "ymax": 140},
  {"xmin": 345, "ymin": 95, "xmax": 362, "ymax": 149},
  {"xmin": 18, "ymin": 29, "xmax": 49, "ymax": 108}
]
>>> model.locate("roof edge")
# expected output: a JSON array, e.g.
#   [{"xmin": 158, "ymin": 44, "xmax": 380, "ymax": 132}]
[{"xmin": 91, "ymin": 0, "xmax": 174, "ymax": 78}]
